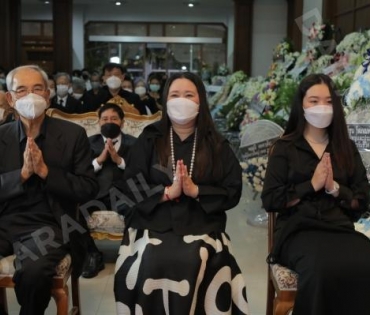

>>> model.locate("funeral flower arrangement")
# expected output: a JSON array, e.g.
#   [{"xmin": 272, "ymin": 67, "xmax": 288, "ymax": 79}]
[
  {"xmin": 345, "ymin": 49, "xmax": 370, "ymax": 110},
  {"xmin": 240, "ymin": 157, "xmax": 268, "ymax": 193}
]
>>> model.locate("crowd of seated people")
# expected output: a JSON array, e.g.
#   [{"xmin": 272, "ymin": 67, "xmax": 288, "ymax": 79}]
[{"xmin": 0, "ymin": 63, "xmax": 165, "ymax": 121}]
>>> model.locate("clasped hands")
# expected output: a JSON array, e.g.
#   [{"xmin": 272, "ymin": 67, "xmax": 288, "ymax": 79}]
[
  {"xmin": 21, "ymin": 137, "xmax": 48, "ymax": 182},
  {"xmin": 96, "ymin": 138, "xmax": 122, "ymax": 165},
  {"xmin": 311, "ymin": 152, "xmax": 338, "ymax": 196},
  {"xmin": 166, "ymin": 160, "xmax": 199, "ymax": 200}
]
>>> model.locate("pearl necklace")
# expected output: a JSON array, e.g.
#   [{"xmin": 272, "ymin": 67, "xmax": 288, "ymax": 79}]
[{"xmin": 170, "ymin": 126, "xmax": 197, "ymax": 180}]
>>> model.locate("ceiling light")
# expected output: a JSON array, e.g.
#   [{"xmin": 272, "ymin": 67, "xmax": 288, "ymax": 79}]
[
  {"xmin": 115, "ymin": 1, "xmax": 121, "ymax": 5},
  {"xmin": 184, "ymin": 1, "xmax": 198, "ymax": 7}
]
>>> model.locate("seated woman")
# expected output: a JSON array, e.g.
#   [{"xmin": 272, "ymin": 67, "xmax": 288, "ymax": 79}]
[
  {"xmin": 114, "ymin": 72, "xmax": 249, "ymax": 314},
  {"xmin": 261, "ymin": 73, "xmax": 370, "ymax": 315},
  {"xmin": 134, "ymin": 78, "xmax": 160, "ymax": 115}
]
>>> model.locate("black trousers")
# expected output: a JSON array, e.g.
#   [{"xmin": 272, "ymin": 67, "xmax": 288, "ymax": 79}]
[
  {"xmin": 0, "ymin": 219, "xmax": 69, "ymax": 315},
  {"xmin": 280, "ymin": 229, "xmax": 370, "ymax": 315}
]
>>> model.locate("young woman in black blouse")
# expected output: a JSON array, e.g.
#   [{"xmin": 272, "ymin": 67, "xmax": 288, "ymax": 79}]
[
  {"xmin": 262, "ymin": 73, "xmax": 370, "ymax": 315},
  {"xmin": 114, "ymin": 72, "xmax": 249, "ymax": 315}
]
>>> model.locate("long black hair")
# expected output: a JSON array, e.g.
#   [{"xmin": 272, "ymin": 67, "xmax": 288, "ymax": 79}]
[
  {"xmin": 155, "ymin": 72, "xmax": 224, "ymax": 180},
  {"xmin": 284, "ymin": 73, "xmax": 354, "ymax": 173}
]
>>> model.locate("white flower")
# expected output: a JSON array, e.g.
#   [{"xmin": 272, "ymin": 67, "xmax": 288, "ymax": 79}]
[{"xmin": 336, "ymin": 32, "xmax": 367, "ymax": 54}]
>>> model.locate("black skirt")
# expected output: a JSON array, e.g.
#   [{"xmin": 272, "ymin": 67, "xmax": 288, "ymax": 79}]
[{"xmin": 114, "ymin": 228, "xmax": 249, "ymax": 315}]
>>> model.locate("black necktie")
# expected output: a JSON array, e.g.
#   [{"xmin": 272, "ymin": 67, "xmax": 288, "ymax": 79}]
[{"xmin": 59, "ymin": 99, "xmax": 64, "ymax": 106}]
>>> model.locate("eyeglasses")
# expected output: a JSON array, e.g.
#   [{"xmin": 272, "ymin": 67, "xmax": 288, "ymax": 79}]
[{"xmin": 11, "ymin": 86, "xmax": 46, "ymax": 98}]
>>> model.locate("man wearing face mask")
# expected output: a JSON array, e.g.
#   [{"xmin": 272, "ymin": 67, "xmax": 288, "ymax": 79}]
[
  {"xmin": 82, "ymin": 102, "xmax": 136, "ymax": 278},
  {"xmin": 71, "ymin": 78, "xmax": 96, "ymax": 113},
  {"xmin": 50, "ymin": 72, "xmax": 81, "ymax": 114},
  {"xmin": 100, "ymin": 63, "xmax": 146, "ymax": 115},
  {"xmin": 0, "ymin": 65, "xmax": 99, "ymax": 314}
]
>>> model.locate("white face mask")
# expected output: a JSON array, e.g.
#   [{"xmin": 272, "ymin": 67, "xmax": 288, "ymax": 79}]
[
  {"xmin": 123, "ymin": 88, "xmax": 133, "ymax": 93},
  {"xmin": 49, "ymin": 88, "xmax": 56, "ymax": 99},
  {"xmin": 73, "ymin": 93, "xmax": 83, "ymax": 100},
  {"xmin": 167, "ymin": 97, "xmax": 199, "ymax": 125},
  {"xmin": 135, "ymin": 86, "xmax": 146, "ymax": 96},
  {"xmin": 106, "ymin": 76, "xmax": 122, "ymax": 90},
  {"xmin": 304, "ymin": 105, "xmax": 333, "ymax": 129},
  {"xmin": 56, "ymin": 84, "xmax": 69, "ymax": 97},
  {"xmin": 15, "ymin": 93, "xmax": 48, "ymax": 120}
]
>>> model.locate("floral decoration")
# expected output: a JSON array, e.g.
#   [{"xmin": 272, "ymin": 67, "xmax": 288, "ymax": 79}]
[
  {"xmin": 335, "ymin": 32, "xmax": 368, "ymax": 54},
  {"xmin": 217, "ymin": 63, "xmax": 230, "ymax": 76},
  {"xmin": 345, "ymin": 49, "xmax": 370, "ymax": 109},
  {"xmin": 226, "ymin": 98, "xmax": 249, "ymax": 131},
  {"xmin": 240, "ymin": 157, "xmax": 268, "ymax": 193}
]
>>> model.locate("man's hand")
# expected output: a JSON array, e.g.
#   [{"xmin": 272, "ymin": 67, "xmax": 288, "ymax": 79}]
[
  {"xmin": 28, "ymin": 137, "xmax": 48, "ymax": 179},
  {"xmin": 21, "ymin": 139, "xmax": 34, "ymax": 182},
  {"xmin": 96, "ymin": 145, "xmax": 109, "ymax": 165},
  {"xmin": 106, "ymin": 139, "xmax": 122, "ymax": 165}
]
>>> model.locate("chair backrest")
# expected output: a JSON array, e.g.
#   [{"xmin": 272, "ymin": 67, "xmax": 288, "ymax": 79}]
[
  {"xmin": 268, "ymin": 212, "xmax": 276, "ymax": 252},
  {"xmin": 107, "ymin": 95, "xmax": 140, "ymax": 115},
  {"xmin": 46, "ymin": 108, "xmax": 162, "ymax": 138}
]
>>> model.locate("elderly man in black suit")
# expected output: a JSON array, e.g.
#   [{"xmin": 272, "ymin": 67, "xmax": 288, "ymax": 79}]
[
  {"xmin": 81, "ymin": 102, "xmax": 136, "ymax": 278},
  {"xmin": 0, "ymin": 65, "xmax": 98, "ymax": 314},
  {"xmin": 50, "ymin": 72, "xmax": 81, "ymax": 113}
]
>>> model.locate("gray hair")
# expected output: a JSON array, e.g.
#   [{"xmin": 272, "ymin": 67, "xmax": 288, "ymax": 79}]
[
  {"xmin": 6, "ymin": 65, "xmax": 48, "ymax": 91},
  {"xmin": 72, "ymin": 78, "xmax": 86, "ymax": 90},
  {"xmin": 54, "ymin": 72, "xmax": 71, "ymax": 83}
]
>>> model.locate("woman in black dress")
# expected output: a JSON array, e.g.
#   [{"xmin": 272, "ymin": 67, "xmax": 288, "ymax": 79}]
[
  {"xmin": 261, "ymin": 73, "xmax": 370, "ymax": 315},
  {"xmin": 114, "ymin": 72, "xmax": 249, "ymax": 315}
]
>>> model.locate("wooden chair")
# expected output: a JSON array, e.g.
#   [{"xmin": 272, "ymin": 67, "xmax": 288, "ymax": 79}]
[
  {"xmin": 107, "ymin": 95, "xmax": 140, "ymax": 115},
  {"xmin": 45, "ymin": 108, "xmax": 162, "ymax": 241},
  {"xmin": 266, "ymin": 212, "xmax": 298, "ymax": 315},
  {"xmin": 0, "ymin": 254, "xmax": 80, "ymax": 315}
]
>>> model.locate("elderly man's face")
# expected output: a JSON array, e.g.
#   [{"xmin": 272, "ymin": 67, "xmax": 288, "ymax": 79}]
[{"xmin": 6, "ymin": 68, "xmax": 50, "ymax": 108}]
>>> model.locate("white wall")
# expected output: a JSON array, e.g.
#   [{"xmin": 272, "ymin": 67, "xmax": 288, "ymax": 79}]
[{"xmin": 251, "ymin": 0, "xmax": 287, "ymax": 77}]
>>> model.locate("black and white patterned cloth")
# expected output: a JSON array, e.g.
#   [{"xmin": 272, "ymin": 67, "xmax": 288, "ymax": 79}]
[{"xmin": 114, "ymin": 228, "xmax": 249, "ymax": 315}]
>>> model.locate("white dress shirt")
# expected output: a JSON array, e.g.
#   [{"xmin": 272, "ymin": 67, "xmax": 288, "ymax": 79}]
[{"xmin": 92, "ymin": 134, "xmax": 126, "ymax": 172}]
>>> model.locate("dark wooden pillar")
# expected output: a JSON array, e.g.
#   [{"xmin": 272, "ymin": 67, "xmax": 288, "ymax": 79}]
[
  {"xmin": 53, "ymin": 0, "xmax": 73, "ymax": 73},
  {"xmin": 286, "ymin": 0, "xmax": 303, "ymax": 52},
  {"xmin": 233, "ymin": 0, "xmax": 253, "ymax": 75},
  {"xmin": 0, "ymin": 0, "xmax": 21, "ymax": 72}
]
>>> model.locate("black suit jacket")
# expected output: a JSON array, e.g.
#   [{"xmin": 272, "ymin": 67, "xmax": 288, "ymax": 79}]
[
  {"xmin": 0, "ymin": 116, "xmax": 99, "ymax": 275},
  {"xmin": 89, "ymin": 132, "xmax": 136, "ymax": 201},
  {"xmin": 50, "ymin": 95, "xmax": 82, "ymax": 114}
]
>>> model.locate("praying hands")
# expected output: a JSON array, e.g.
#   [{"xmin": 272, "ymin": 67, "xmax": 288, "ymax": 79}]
[{"xmin": 21, "ymin": 137, "xmax": 48, "ymax": 182}]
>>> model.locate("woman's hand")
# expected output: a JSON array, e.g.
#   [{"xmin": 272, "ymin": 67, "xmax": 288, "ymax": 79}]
[
  {"xmin": 311, "ymin": 153, "xmax": 328, "ymax": 191},
  {"xmin": 181, "ymin": 163, "xmax": 199, "ymax": 199},
  {"xmin": 166, "ymin": 160, "xmax": 183, "ymax": 200},
  {"xmin": 324, "ymin": 154, "xmax": 339, "ymax": 197},
  {"xmin": 324, "ymin": 153, "xmax": 334, "ymax": 191}
]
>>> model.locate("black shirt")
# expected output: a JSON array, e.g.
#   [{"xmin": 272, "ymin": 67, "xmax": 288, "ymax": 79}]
[
  {"xmin": 2, "ymin": 119, "xmax": 61, "ymax": 237},
  {"xmin": 115, "ymin": 122, "xmax": 242, "ymax": 235},
  {"xmin": 261, "ymin": 136, "xmax": 370, "ymax": 238}
]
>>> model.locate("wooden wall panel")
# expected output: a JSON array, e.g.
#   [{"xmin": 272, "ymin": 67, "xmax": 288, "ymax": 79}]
[
  {"xmin": 355, "ymin": 7, "xmax": 370, "ymax": 31},
  {"xmin": 323, "ymin": 0, "xmax": 370, "ymax": 38},
  {"xmin": 356, "ymin": 0, "xmax": 370, "ymax": 7},
  {"xmin": 336, "ymin": 14, "xmax": 355, "ymax": 36},
  {"xmin": 336, "ymin": 0, "xmax": 355, "ymax": 12}
]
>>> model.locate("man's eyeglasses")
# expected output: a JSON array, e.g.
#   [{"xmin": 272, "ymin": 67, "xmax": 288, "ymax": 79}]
[{"xmin": 11, "ymin": 86, "xmax": 46, "ymax": 98}]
